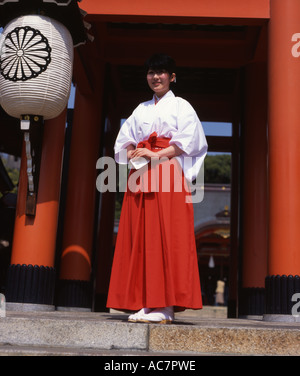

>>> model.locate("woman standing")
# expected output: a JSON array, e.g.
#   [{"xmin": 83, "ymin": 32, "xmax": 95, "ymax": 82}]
[{"xmin": 106, "ymin": 54, "xmax": 207, "ymax": 323}]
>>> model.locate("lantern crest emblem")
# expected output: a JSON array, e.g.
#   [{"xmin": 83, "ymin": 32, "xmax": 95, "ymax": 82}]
[{"xmin": 0, "ymin": 25, "xmax": 51, "ymax": 82}]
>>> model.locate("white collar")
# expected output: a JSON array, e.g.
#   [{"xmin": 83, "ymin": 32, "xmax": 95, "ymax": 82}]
[{"xmin": 153, "ymin": 90, "xmax": 175, "ymax": 104}]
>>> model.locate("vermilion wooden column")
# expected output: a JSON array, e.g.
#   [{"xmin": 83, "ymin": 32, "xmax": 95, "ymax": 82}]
[
  {"xmin": 57, "ymin": 87, "xmax": 102, "ymax": 310},
  {"xmin": 240, "ymin": 62, "xmax": 268, "ymax": 317},
  {"xmin": 6, "ymin": 109, "xmax": 67, "ymax": 310},
  {"xmin": 266, "ymin": 0, "xmax": 300, "ymax": 320}
]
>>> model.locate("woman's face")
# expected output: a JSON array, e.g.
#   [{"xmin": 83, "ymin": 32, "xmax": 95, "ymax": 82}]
[{"xmin": 146, "ymin": 69, "xmax": 176, "ymax": 98}]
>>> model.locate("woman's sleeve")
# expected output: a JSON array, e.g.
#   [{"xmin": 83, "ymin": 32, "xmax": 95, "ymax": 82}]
[
  {"xmin": 114, "ymin": 111, "xmax": 138, "ymax": 164},
  {"xmin": 169, "ymin": 99, "xmax": 208, "ymax": 182}
]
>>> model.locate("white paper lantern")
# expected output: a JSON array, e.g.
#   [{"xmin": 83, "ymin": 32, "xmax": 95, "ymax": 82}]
[{"xmin": 0, "ymin": 15, "xmax": 74, "ymax": 120}]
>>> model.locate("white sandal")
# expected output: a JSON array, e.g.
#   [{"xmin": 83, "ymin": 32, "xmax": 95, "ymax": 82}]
[
  {"xmin": 137, "ymin": 306, "xmax": 174, "ymax": 324},
  {"xmin": 128, "ymin": 308, "xmax": 152, "ymax": 322}
]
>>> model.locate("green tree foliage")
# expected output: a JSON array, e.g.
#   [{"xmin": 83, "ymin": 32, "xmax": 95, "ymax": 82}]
[
  {"xmin": 204, "ymin": 154, "xmax": 231, "ymax": 184},
  {"xmin": 0, "ymin": 156, "xmax": 19, "ymax": 197},
  {"xmin": 5, "ymin": 167, "xmax": 19, "ymax": 191}
]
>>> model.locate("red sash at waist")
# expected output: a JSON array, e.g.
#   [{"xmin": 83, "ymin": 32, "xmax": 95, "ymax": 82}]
[{"xmin": 137, "ymin": 132, "xmax": 170, "ymax": 150}]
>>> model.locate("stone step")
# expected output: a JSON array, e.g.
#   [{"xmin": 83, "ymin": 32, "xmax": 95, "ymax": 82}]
[{"xmin": 0, "ymin": 310, "xmax": 299, "ymax": 356}]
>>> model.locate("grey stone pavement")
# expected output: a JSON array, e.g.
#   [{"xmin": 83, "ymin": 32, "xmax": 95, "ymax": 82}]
[{"xmin": 0, "ymin": 306, "xmax": 299, "ymax": 356}]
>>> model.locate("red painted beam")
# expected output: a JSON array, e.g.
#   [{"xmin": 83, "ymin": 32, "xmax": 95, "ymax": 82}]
[{"xmin": 80, "ymin": 0, "xmax": 270, "ymax": 20}]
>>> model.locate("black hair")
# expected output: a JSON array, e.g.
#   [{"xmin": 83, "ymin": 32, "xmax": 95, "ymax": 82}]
[{"xmin": 144, "ymin": 53, "xmax": 176, "ymax": 75}]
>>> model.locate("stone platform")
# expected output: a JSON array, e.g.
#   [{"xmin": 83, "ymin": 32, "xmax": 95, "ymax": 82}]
[{"xmin": 0, "ymin": 307, "xmax": 299, "ymax": 356}]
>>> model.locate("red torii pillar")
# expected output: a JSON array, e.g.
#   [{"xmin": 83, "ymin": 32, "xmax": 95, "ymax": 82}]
[
  {"xmin": 57, "ymin": 86, "xmax": 102, "ymax": 311},
  {"xmin": 6, "ymin": 110, "xmax": 67, "ymax": 310},
  {"xmin": 266, "ymin": 0, "xmax": 300, "ymax": 320},
  {"xmin": 240, "ymin": 62, "xmax": 268, "ymax": 318}
]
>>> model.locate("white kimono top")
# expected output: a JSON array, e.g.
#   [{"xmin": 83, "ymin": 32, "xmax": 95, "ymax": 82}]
[{"xmin": 114, "ymin": 90, "xmax": 208, "ymax": 182}]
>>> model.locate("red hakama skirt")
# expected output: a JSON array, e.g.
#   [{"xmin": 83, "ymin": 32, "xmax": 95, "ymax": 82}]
[{"xmin": 106, "ymin": 133, "xmax": 202, "ymax": 312}]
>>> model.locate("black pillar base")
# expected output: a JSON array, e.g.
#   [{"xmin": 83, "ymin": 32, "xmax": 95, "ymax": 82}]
[
  {"xmin": 239, "ymin": 287, "xmax": 265, "ymax": 317},
  {"xmin": 56, "ymin": 279, "xmax": 92, "ymax": 310},
  {"xmin": 265, "ymin": 275, "xmax": 300, "ymax": 315},
  {"xmin": 5, "ymin": 264, "xmax": 55, "ymax": 305}
]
